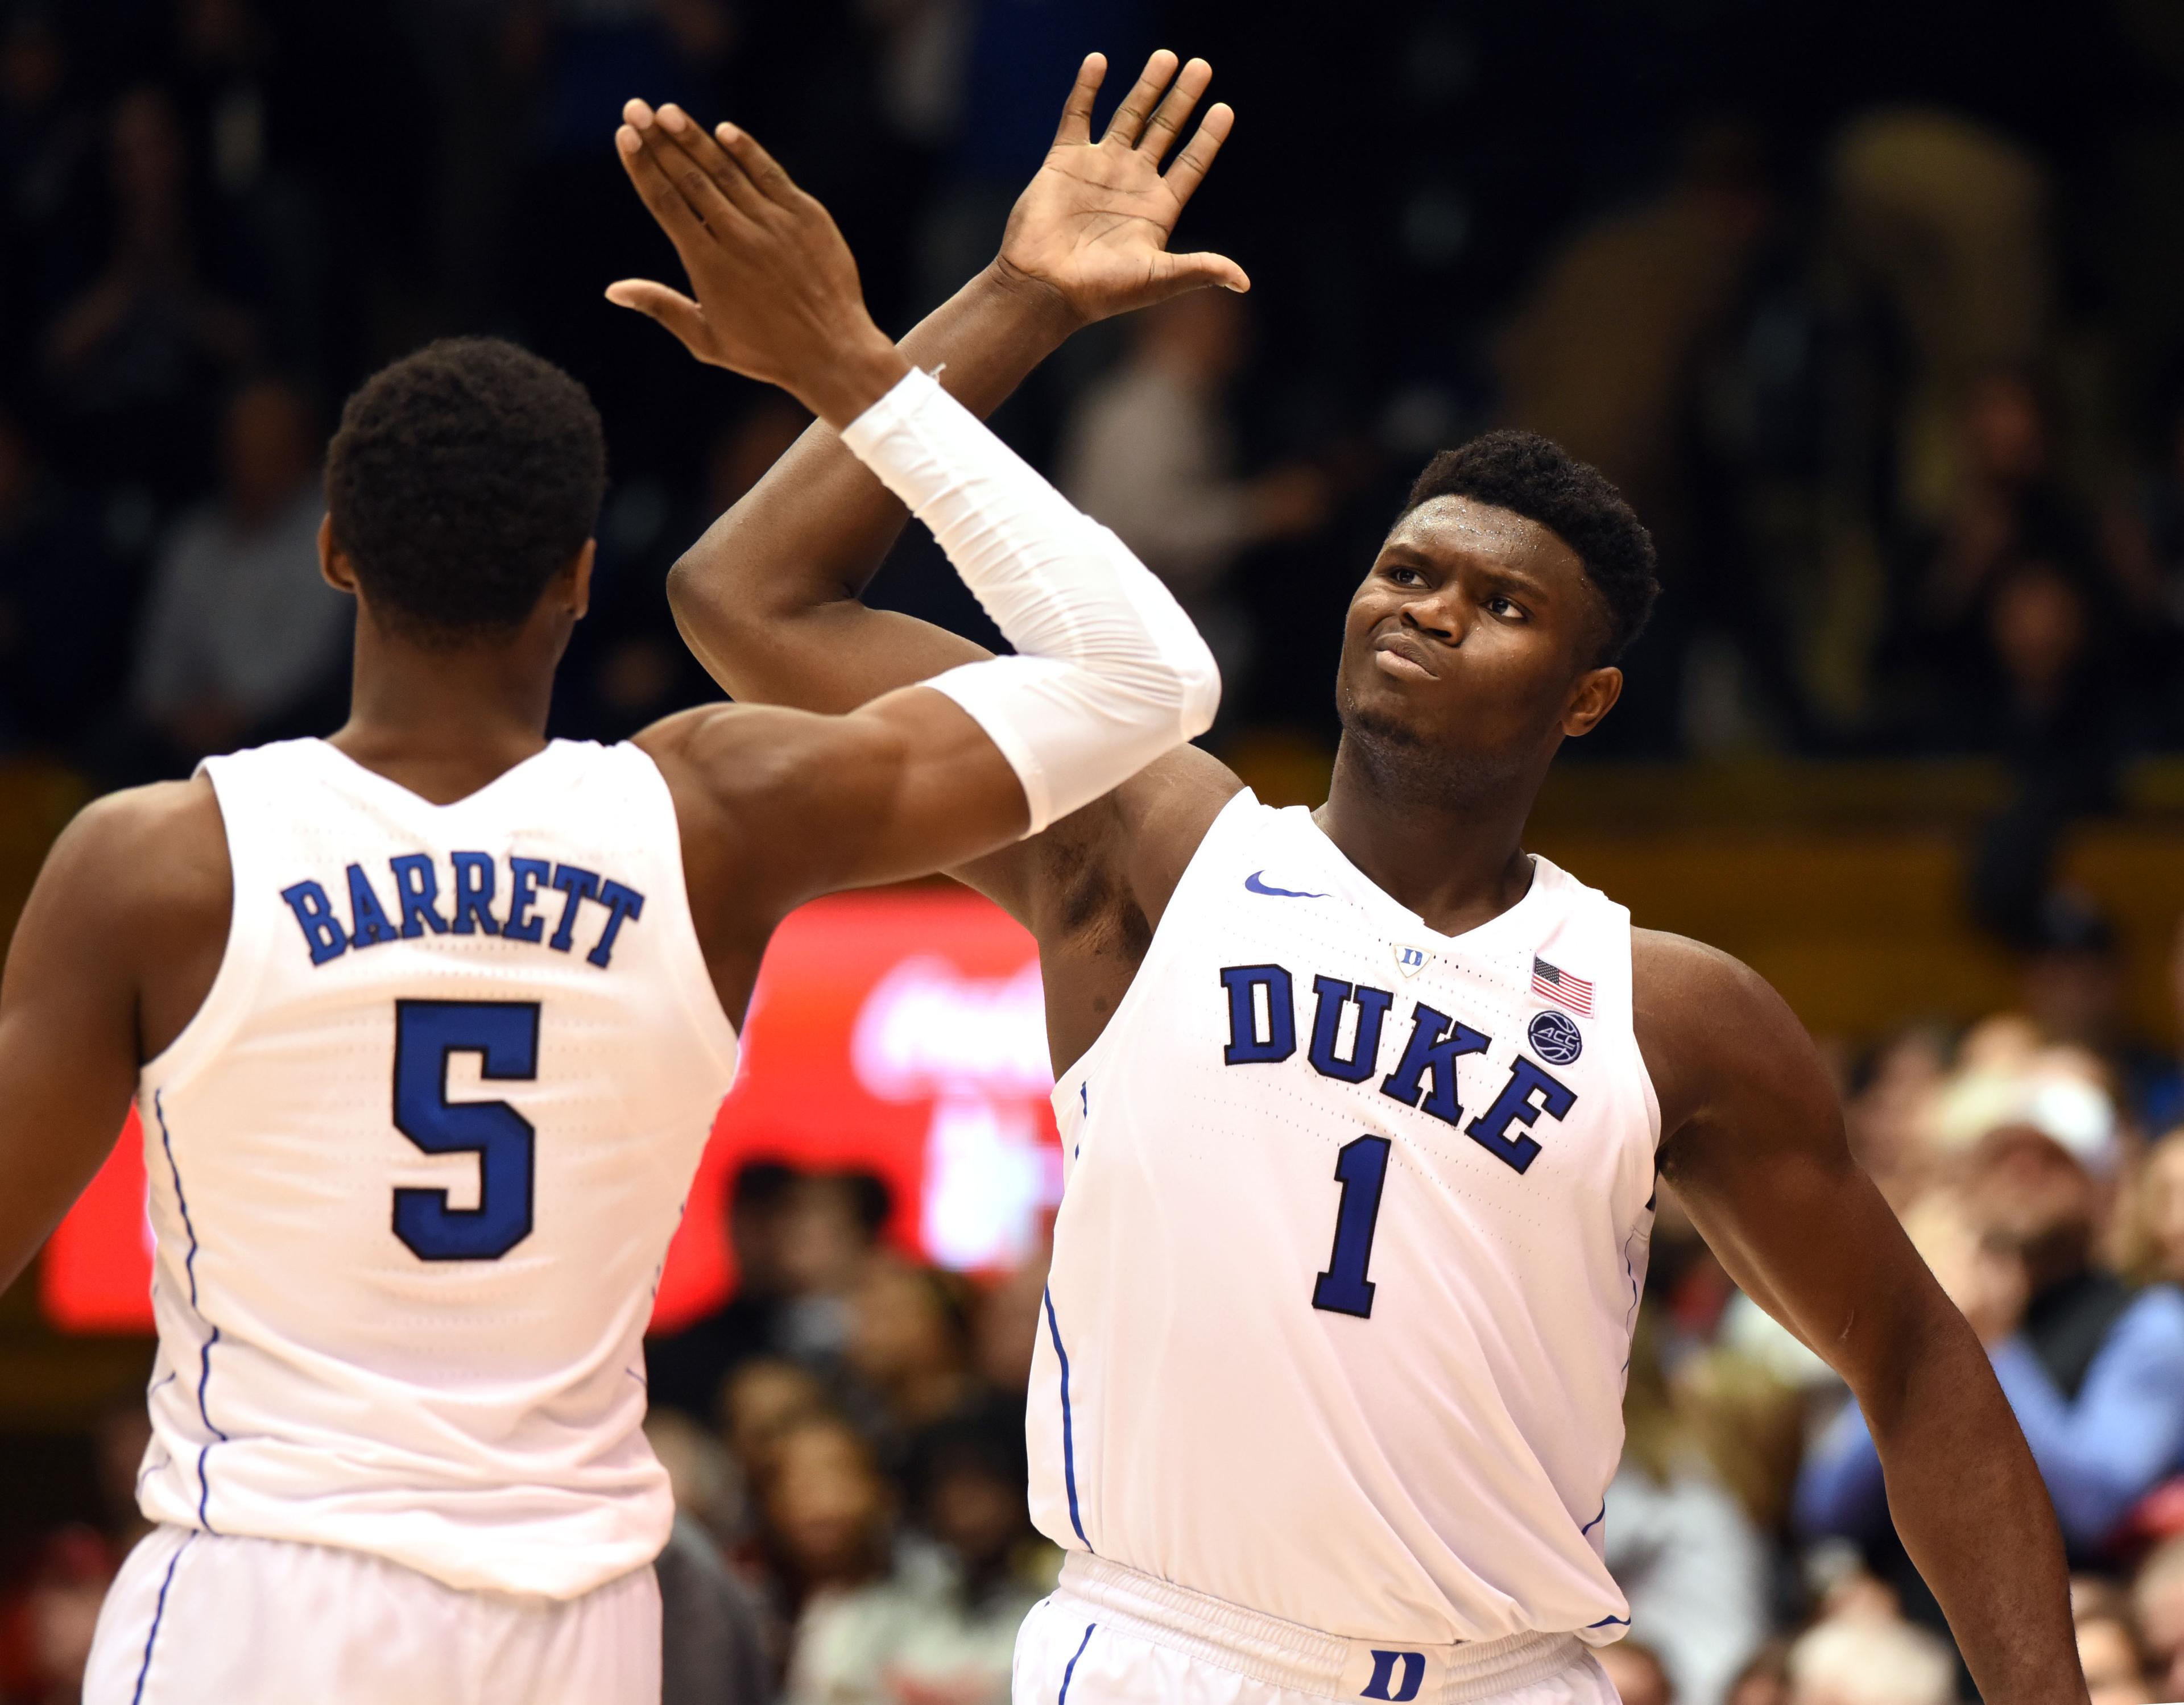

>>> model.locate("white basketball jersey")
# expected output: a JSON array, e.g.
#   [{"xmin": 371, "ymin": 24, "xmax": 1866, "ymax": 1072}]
[
  {"xmin": 134, "ymin": 738, "xmax": 738, "ymax": 1599},
  {"xmin": 1032, "ymin": 790, "xmax": 1660, "ymax": 1646}
]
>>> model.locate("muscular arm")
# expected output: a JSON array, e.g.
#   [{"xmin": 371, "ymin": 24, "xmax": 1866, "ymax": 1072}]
[
  {"xmin": 1636, "ymin": 930, "xmax": 2084, "ymax": 1705},
  {"xmin": 618, "ymin": 54, "xmax": 1250, "ymax": 1061},
  {"xmin": 0, "ymin": 781, "xmax": 229, "ymax": 1294}
]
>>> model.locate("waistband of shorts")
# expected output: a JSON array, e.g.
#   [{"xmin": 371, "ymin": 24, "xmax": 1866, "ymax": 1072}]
[{"xmin": 1054, "ymin": 1554, "xmax": 1588, "ymax": 1705}]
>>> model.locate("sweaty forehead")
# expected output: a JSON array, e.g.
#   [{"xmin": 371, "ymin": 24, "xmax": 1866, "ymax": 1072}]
[{"xmin": 1385, "ymin": 494, "xmax": 1585, "ymax": 585}]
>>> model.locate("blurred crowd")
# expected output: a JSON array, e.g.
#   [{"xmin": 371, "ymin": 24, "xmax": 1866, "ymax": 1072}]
[
  {"xmin": 0, "ymin": 0, "xmax": 2182, "ymax": 795},
  {"xmin": 6, "ymin": 1, "xmax": 2184, "ymax": 1703}
]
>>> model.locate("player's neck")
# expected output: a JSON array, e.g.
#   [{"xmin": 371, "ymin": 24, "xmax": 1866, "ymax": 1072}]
[
  {"xmin": 1313, "ymin": 730, "xmax": 1546, "ymax": 936},
  {"xmin": 329, "ymin": 608, "xmax": 567, "ymax": 806}
]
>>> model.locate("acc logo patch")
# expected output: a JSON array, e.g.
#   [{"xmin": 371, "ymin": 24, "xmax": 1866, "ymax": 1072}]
[{"xmin": 1527, "ymin": 1008, "xmax": 1583, "ymax": 1065}]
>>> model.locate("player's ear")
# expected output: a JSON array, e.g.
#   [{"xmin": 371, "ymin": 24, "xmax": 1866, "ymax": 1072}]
[
  {"xmin": 1561, "ymin": 665, "xmax": 1622, "ymax": 737},
  {"xmin": 319, "ymin": 513, "xmax": 359, "ymax": 596},
  {"xmin": 568, "ymin": 539, "xmax": 597, "ymax": 621}
]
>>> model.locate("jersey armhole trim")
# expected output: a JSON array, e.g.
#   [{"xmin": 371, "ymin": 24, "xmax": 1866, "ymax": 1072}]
[
  {"xmin": 1052, "ymin": 785, "xmax": 1260, "ymax": 1095},
  {"xmin": 621, "ymin": 742, "xmax": 741, "ymax": 1082},
  {"xmin": 139, "ymin": 762, "xmax": 270, "ymax": 1087}
]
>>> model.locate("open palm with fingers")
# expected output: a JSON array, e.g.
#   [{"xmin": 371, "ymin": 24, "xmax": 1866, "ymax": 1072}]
[
  {"xmin": 605, "ymin": 102, "xmax": 908, "ymax": 428},
  {"xmin": 995, "ymin": 49, "xmax": 1247, "ymax": 326}
]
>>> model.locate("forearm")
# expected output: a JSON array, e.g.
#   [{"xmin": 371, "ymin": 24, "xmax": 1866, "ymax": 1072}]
[
  {"xmin": 837, "ymin": 369, "xmax": 1217, "ymax": 833},
  {"xmin": 667, "ymin": 262, "xmax": 1080, "ymax": 707},
  {"xmin": 1861, "ymin": 1298, "xmax": 2086, "ymax": 1705}
]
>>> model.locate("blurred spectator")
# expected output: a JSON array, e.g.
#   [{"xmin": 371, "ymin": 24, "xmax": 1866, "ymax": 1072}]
[
  {"xmin": 2123, "ymin": 1128, "xmax": 2184, "ymax": 1289},
  {"xmin": 1596, "ymin": 1641, "xmax": 1676, "ymax": 1705},
  {"xmin": 1606, "ymin": 1310, "xmax": 1769, "ymax": 1705},
  {"xmin": 1798, "ymin": 1082, "xmax": 2184, "ymax": 1559},
  {"xmin": 650, "ymin": 1161, "xmax": 805, "ymax": 1423},
  {"xmin": 2072, "ymin": 1576, "xmax": 2154, "ymax": 1705},
  {"xmin": 1830, "ymin": 114, "xmax": 2048, "ymax": 533},
  {"xmin": 655, "ymin": 1511, "xmax": 775, "ymax": 1705},
  {"xmin": 784, "ymin": 1405, "xmax": 1048, "ymax": 1705},
  {"xmin": 725, "ymin": 1358, "xmax": 833, "ymax": 1476},
  {"xmin": 582, "ymin": 403, "xmax": 806, "ymax": 738},
  {"xmin": 1783, "ymin": 1615, "xmax": 1955, "ymax": 1705},
  {"xmin": 844, "ymin": 1256, "xmax": 975, "ymax": 1437},
  {"xmin": 1494, "ymin": 116, "xmax": 1782, "ymax": 742},
  {"xmin": 127, "ymin": 374, "xmax": 345, "ymax": 770},
  {"xmin": 0, "ymin": 1526, "xmax": 113, "ymax": 1705},
  {"xmin": 755, "ymin": 1412, "xmax": 895, "ymax": 1621},
  {"xmin": 1914, "ymin": 373, "xmax": 2108, "ymax": 635},
  {"xmin": 2134, "ymin": 1535, "xmax": 2184, "ymax": 1700},
  {"xmin": 1722, "ymin": 1642, "xmax": 1790, "ymax": 1705},
  {"xmin": 0, "ymin": 9, "xmax": 98, "ymax": 373},
  {"xmin": 1840, "ymin": 1027, "xmax": 1951, "ymax": 1211},
  {"xmin": 971, "ymin": 1241, "xmax": 1048, "ymax": 1397},
  {"xmin": 0, "ymin": 407, "xmax": 128, "ymax": 752},
  {"xmin": 41, "ymin": 85, "xmax": 257, "ymax": 497},
  {"xmin": 1059, "ymin": 288, "xmax": 1327, "ymax": 705}
]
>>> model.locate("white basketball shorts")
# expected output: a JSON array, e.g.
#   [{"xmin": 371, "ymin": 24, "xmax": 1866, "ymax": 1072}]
[
  {"xmin": 84, "ymin": 1524, "xmax": 661, "ymax": 1705},
  {"xmin": 1014, "ymin": 1556, "xmax": 1621, "ymax": 1705}
]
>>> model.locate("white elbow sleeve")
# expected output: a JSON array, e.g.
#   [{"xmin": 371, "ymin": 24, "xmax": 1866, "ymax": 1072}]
[{"xmin": 839, "ymin": 367, "xmax": 1220, "ymax": 835}]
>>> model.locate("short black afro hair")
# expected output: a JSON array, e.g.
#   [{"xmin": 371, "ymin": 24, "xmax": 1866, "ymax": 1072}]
[
  {"xmin": 1399, "ymin": 431, "xmax": 1658, "ymax": 665},
  {"xmin": 326, "ymin": 337, "xmax": 605, "ymax": 643}
]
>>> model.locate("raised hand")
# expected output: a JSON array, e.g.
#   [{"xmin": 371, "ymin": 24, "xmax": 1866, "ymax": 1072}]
[
  {"xmin": 605, "ymin": 103, "xmax": 909, "ymax": 428},
  {"xmin": 994, "ymin": 50, "xmax": 1247, "ymax": 328}
]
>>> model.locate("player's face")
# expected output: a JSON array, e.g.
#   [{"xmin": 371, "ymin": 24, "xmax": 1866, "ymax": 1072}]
[{"xmin": 1334, "ymin": 495, "xmax": 1619, "ymax": 759}]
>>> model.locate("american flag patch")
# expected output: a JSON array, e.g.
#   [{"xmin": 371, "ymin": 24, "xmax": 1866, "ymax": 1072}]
[{"xmin": 1531, "ymin": 957, "xmax": 1594, "ymax": 1017}]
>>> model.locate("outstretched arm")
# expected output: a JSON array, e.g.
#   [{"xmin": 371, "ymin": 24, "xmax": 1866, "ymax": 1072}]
[
  {"xmin": 611, "ymin": 101, "xmax": 1216, "ymax": 985},
  {"xmin": 0, "ymin": 782, "xmax": 228, "ymax": 1294},
  {"xmin": 1636, "ymin": 930, "xmax": 2085, "ymax": 1705},
  {"xmin": 613, "ymin": 56, "xmax": 1250, "ymax": 1070},
  {"xmin": 613, "ymin": 50, "xmax": 1245, "ymax": 717}
]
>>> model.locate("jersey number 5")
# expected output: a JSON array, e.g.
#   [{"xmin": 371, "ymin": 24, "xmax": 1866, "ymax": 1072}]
[
  {"xmin": 391, "ymin": 1000, "xmax": 539, "ymax": 1261},
  {"xmin": 1312, "ymin": 1135, "xmax": 1391, "ymax": 1318}
]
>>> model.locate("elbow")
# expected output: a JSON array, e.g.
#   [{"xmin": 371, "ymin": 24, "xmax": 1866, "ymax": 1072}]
[
  {"xmin": 1174, "ymin": 637, "xmax": 1222, "ymax": 742},
  {"xmin": 663, "ymin": 552, "xmax": 710, "ymax": 628}
]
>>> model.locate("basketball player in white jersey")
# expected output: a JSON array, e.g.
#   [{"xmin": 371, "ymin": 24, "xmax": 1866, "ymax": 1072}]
[
  {"xmin": 0, "ymin": 123, "xmax": 1225, "ymax": 1703},
  {"xmin": 613, "ymin": 52, "xmax": 2088, "ymax": 1705}
]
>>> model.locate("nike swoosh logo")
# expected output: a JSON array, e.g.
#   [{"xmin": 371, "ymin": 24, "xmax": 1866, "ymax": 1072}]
[{"xmin": 1244, "ymin": 870, "xmax": 1327, "ymax": 899}]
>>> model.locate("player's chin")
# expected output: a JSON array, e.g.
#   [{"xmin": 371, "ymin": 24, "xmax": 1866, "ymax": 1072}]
[{"xmin": 1335, "ymin": 671, "xmax": 1434, "ymax": 746}]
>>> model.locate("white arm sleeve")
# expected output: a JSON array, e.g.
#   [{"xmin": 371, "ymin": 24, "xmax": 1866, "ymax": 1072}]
[{"xmin": 838, "ymin": 366, "xmax": 1221, "ymax": 834}]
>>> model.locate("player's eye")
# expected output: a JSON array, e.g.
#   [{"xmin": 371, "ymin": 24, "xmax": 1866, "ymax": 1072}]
[
  {"xmin": 1486, "ymin": 594, "xmax": 1527, "ymax": 620},
  {"xmin": 1384, "ymin": 564, "xmax": 1425, "ymax": 586}
]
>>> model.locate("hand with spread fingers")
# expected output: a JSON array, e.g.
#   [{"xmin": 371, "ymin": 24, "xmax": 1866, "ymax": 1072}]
[
  {"xmin": 606, "ymin": 103, "xmax": 909, "ymax": 429},
  {"xmin": 993, "ymin": 49, "xmax": 1247, "ymax": 328}
]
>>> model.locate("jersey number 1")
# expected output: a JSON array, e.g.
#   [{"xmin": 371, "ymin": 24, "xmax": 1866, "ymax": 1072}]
[
  {"xmin": 1312, "ymin": 1135, "xmax": 1391, "ymax": 1318},
  {"xmin": 392, "ymin": 1000, "xmax": 539, "ymax": 1261}
]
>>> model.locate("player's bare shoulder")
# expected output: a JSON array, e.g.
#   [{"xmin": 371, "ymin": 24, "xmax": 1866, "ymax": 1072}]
[
  {"xmin": 49, "ymin": 775, "xmax": 229, "ymax": 929},
  {"xmin": 1630, "ymin": 925, "xmax": 1842, "ymax": 1173},
  {"xmin": 20, "ymin": 773, "xmax": 231, "ymax": 1060}
]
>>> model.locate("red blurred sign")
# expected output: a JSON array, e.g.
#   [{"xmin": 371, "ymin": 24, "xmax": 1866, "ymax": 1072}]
[{"xmin": 41, "ymin": 888, "xmax": 1060, "ymax": 1335}]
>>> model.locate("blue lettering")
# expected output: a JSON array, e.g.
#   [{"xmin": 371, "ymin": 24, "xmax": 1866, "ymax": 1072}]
[
  {"xmin": 1465, "ymin": 1057, "xmax": 1577, "ymax": 1174},
  {"xmin": 449, "ymin": 852, "xmax": 501, "ymax": 936},
  {"xmin": 1219, "ymin": 965, "xmax": 1296, "ymax": 1063},
  {"xmin": 1362, "ymin": 1651, "xmax": 1425, "ymax": 1703},
  {"xmin": 547, "ymin": 863, "xmax": 601, "ymax": 953},
  {"xmin": 1306, "ymin": 976, "xmax": 1395, "ymax": 1084},
  {"xmin": 504, "ymin": 857, "xmax": 551, "ymax": 943},
  {"xmin": 588, "ymin": 879, "xmax": 646, "ymax": 968},
  {"xmin": 1379, "ymin": 1003, "xmax": 1489, "ymax": 1125},
  {"xmin": 389, "ymin": 854, "xmax": 448, "ymax": 938},
  {"xmin": 279, "ymin": 880, "xmax": 348, "ymax": 965},
  {"xmin": 346, "ymin": 862, "xmax": 400, "ymax": 948}
]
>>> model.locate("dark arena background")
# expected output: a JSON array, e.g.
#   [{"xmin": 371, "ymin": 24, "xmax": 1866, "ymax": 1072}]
[{"xmin": 3, "ymin": 2, "xmax": 2184, "ymax": 1702}]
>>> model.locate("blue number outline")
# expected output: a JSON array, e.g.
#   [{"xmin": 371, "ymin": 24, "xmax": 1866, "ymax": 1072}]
[
  {"xmin": 1312, "ymin": 1134, "xmax": 1392, "ymax": 1318},
  {"xmin": 390, "ymin": 999, "xmax": 540, "ymax": 1261}
]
